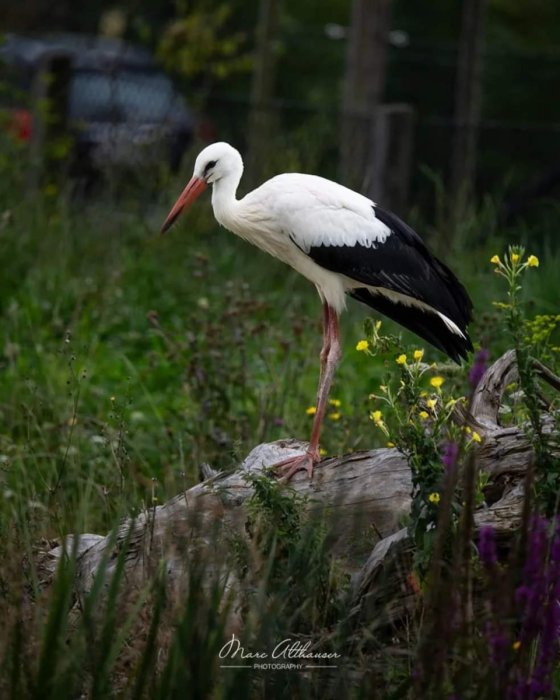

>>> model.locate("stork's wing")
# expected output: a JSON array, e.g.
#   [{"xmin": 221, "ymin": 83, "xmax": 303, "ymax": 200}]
[
  {"xmin": 298, "ymin": 204, "xmax": 474, "ymax": 361},
  {"xmin": 304, "ymin": 205, "xmax": 473, "ymax": 331}
]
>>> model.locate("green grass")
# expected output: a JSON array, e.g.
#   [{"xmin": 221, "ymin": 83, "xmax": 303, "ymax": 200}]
[
  {"xmin": 1, "ymin": 164, "xmax": 557, "ymax": 532},
  {"xmin": 0, "ymin": 182, "xmax": 375, "ymax": 533}
]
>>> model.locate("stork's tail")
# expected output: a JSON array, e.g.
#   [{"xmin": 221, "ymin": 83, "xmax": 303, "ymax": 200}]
[{"xmin": 350, "ymin": 288, "xmax": 473, "ymax": 363}]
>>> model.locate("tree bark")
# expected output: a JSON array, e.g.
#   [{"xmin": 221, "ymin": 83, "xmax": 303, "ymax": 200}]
[
  {"xmin": 450, "ymin": 0, "xmax": 487, "ymax": 217},
  {"xmin": 340, "ymin": 0, "xmax": 392, "ymax": 195},
  {"xmin": 28, "ymin": 51, "xmax": 72, "ymax": 191},
  {"xmin": 246, "ymin": 0, "xmax": 280, "ymax": 186}
]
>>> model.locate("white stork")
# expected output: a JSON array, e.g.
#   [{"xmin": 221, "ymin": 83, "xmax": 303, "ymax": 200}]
[{"xmin": 161, "ymin": 142, "xmax": 473, "ymax": 480}]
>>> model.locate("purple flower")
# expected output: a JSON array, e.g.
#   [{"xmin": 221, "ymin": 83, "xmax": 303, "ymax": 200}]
[
  {"xmin": 530, "ymin": 521, "xmax": 560, "ymax": 693},
  {"xmin": 469, "ymin": 348, "xmax": 490, "ymax": 389},
  {"xmin": 488, "ymin": 626, "xmax": 509, "ymax": 666},
  {"xmin": 511, "ymin": 516, "xmax": 560, "ymax": 696},
  {"xmin": 466, "ymin": 515, "xmax": 560, "ymax": 698},
  {"xmin": 441, "ymin": 441, "xmax": 459, "ymax": 472},
  {"xmin": 517, "ymin": 516, "xmax": 548, "ymax": 643},
  {"xmin": 478, "ymin": 525, "xmax": 498, "ymax": 568}
]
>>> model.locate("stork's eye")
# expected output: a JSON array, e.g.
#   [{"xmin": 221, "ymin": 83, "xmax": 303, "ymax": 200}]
[{"xmin": 204, "ymin": 160, "xmax": 217, "ymax": 175}]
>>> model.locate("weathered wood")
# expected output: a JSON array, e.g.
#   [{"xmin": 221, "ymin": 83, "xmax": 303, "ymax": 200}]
[
  {"xmin": 28, "ymin": 51, "xmax": 72, "ymax": 191},
  {"xmin": 450, "ymin": 0, "xmax": 487, "ymax": 216},
  {"xmin": 340, "ymin": 0, "xmax": 392, "ymax": 194},
  {"xmin": 44, "ymin": 439, "xmax": 413, "ymax": 596},
  {"xmin": 368, "ymin": 103, "xmax": 416, "ymax": 212},
  {"xmin": 349, "ymin": 348, "xmax": 560, "ymax": 628},
  {"xmin": 42, "ymin": 349, "xmax": 558, "ymax": 632},
  {"xmin": 351, "ymin": 482, "xmax": 526, "ymax": 629},
  {"xmin": 470, "ymin": 349, "xmax": 517, "ymax": 429},
  {"xmin": 246, "ymin": 0, "xmax": 280, "ymax": 186}
]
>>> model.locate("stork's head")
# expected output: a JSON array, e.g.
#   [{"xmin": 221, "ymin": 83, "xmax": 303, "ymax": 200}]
[{"xmin": 161, "ymin": 142, "xmax": 243, "ymax": 234}]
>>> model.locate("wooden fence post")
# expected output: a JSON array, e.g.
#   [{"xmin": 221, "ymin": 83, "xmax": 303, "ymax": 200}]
[
  {"xmin": 366, "ymin": 103, "xmax": 416, "ymax": 211},
  {"xmin": 28, "ymin": 51, "xmax": 72, "ymax": 191},
  {"xmin": 246, "ymin": 0, "xmax": 280, "ymax": 187},
  {"xmin": 340, "ymin": 0, "xmax": 392, "ymax": 192},
  {"xmin": 450, "ymin": 0, "xmax": 487, "ymax": 216}
]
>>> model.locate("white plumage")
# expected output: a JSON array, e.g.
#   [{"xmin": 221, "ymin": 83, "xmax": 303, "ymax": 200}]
[
  {"xmin": 244, "ymin": 173, "xmax": 393, "ymax": 250},
  {"xmin": 161, "ymin": 142, "xmax": 473, "ymax": 480}
]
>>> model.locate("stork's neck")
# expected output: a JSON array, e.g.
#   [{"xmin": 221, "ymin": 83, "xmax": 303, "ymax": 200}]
[{"xmin": 211, "ymin": 170, "xmax": 242, "ymax": 227}]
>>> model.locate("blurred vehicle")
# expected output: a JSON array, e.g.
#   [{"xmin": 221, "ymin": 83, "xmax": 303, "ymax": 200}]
[{"xmin": 0, "ymin": 33, "xmax": 199, "ymax": 181}]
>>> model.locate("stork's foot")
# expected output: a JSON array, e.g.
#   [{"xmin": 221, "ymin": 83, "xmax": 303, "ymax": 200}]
[{"xmin": 271, "ymin": 448, "xmax": 320, "ymax": 482}]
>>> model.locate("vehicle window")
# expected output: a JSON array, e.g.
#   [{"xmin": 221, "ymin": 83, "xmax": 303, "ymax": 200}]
[{"xmin": 69, "ymin": 69, "xmax": 184, "ymax": 122}]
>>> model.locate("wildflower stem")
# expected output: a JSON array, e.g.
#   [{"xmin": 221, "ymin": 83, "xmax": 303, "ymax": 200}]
[
  {"xmin": 455, "ymin": 450, "xmax": 477, "ymax": 639},
  {"xmin": 415, "ymin": 388, "xmax": 476, "ymax": 694},
  {"xmin": 503, "ymin": 248, "xmax": 554, "ymax": 512}
]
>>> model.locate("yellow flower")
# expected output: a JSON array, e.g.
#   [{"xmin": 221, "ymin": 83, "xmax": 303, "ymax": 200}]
[
  {"xmin": 329, "ymin": 398, "xmax": 341, "ymax": 407},
  {"xmin": 428, "ymin": 492, "xmax": 441, "ymax": 504},
  {"xmin": 527, "ymin": 255, "xmax": 539, "ymax": 268},
  {"xmin": 426, "ymin": 398, "xmax": 437, "ymax": 410},
  {"xmin": 306, "ymin": 406, "xmax": 316, "ymax": 415},
  {"xmin": 329, "ymin": 411, "xmax": 341, "ymax": 421},
  {"xmin": 386, "ymin": 441, "xmax": 395, "ymax": 448},
  {"xmin": 356, "ymin": 339, "xmax": 369, "ymax": 352},
  {"xmin": 430, "ymin": 376, "xmax": 445, "ymax": 389},
  {"xmin": 370, "ymin": 410, "xmax": 389, "ymax": 437},
  {"xmin": 490, "ymin": 255, "xmax": 500, "ymax": 264},
  {"xmin": 418, "ymin": 410, "xmax": 429, "ymax": 420},
  {"xmin": 319, "ymin": 447, "xmax": 327, "ymax": 456},
  {"xmin": 471, "ymin": 431, "xmax": 482, "ymax": 443},
  {"xmin": 512, "ymin": 640, "xmax": 521, "ymax": 651},
  {"xmin": 396, "ymin": 354, "xmax": 407, "ymax": 365},
  {"xmin": 510, "ymin": 253, "xmax": 520, "ymax": 263},
  {"xmin": 445, "ymin": 397, "xmax": 463, "ymax": 410}
]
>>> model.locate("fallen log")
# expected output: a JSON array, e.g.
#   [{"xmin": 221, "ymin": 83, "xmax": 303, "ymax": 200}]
[{"xmin": 41, "ymin": 350, "xmax": 558, "ymax": 629}]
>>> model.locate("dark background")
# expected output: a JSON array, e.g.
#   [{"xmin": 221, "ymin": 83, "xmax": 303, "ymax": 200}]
[{"xmin": 3, "ymin": 0, "xmax": 560, "ymax": 233}]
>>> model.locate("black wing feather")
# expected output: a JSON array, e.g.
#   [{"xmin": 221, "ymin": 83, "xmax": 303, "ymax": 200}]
[
  {"xmin": 306, "ymin": 204, "xmax": 474, "ymax": 361},
  {"xmin": 349, "ymin": 288, "xmax": 472, "ymax": 362},
  {"xmin": 373, "ymin": 206, "xmax": 473, "ymax": 328}
]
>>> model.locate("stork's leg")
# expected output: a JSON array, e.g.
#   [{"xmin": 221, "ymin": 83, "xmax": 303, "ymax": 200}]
[
  {"xmin": 309, "ymin": 304, "xmax": 341, "ymax": 456},
  {"xmin": 319, "ymin": 301, "xmax": 331, "ymax": 384},
  {"xmin": 273, "ymin": 303, "xmax": 341, "ymax": 480}
]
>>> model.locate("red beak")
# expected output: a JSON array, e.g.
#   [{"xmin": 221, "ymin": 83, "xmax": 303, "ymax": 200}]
[{"xmin": 160, "ymin": 176, "xmax": 207, "ymax": 234}]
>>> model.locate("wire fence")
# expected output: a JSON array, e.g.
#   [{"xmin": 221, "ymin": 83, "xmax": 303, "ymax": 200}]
[{"xmin": 2, "ymin": 32, "xmax": 560, "ymax": 218}]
